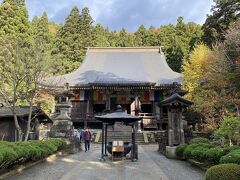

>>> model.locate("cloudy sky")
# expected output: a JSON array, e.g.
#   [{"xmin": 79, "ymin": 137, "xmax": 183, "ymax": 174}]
[{"xmin": 1, "ymin": 0, "xmax": 214, "ymax": 31}]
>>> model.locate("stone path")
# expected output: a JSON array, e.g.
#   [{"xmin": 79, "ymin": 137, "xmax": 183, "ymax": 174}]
[{"xmin": 8, "ymin": 144, "xmax": 205, "ymax": 180}]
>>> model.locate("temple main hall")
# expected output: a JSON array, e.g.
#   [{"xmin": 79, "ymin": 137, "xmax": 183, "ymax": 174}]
[{"xmin": 46, "ymin": 47, "xmax": 184, "ymax": 130}]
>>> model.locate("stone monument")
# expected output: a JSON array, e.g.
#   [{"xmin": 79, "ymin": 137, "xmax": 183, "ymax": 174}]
[{"xmin": 159, "ymin": 93, "xmax": 193, "ymax": 158}]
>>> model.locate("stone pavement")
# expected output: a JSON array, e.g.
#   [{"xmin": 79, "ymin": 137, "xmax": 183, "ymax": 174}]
[{"xmin": 8, "ymin": 144, "xmax": 204, "ymax": 180}]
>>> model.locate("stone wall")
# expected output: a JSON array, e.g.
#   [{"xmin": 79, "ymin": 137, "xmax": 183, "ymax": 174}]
[{"xmin": 192, "ymin": 131, "xmax": 212, "ymax": 139}]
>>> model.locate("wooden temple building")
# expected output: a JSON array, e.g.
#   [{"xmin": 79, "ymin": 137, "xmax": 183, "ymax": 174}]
[{"xmin": 45, "ymin": 47, "xmax": 185, "ymax": 130}]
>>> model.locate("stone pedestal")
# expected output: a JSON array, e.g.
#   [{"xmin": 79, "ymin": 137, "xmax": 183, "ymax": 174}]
[
  {"xmin": 50, "ymin": 102, "xmax": 81, "ymax": 153},
  {"xmin": 50, "ymin": 103, "xmax": 73, "ymax": 138},
  {"xmin": 50, "ymin": 120, "xmax": 73, "ymax": 138},
  {"xmin": 165, "ymin": 146, "xmax": 177, "ymax": 159}
]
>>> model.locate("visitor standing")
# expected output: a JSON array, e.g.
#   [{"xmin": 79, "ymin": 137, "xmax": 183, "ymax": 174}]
[
  {"xmin": 83, "ymin": 128, "xmax": 92, "ymax": 152},
  {"xmin": 78, "ymin": 128, "xmax": 84, "ymax": 143}
]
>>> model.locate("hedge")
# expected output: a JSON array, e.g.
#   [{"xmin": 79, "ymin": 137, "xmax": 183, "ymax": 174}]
[
  {"xmin": 204, "ymin": 147, "xmax": 225, "ymax": 165},
  {"xmin": 183, "ymin": 143, "xmax": 212, "ymax": 161},
  {"xmin": 0, "ymin": 139, "xmax": 66, "ymax": 169},
  {"xmin": 176, "ymin": 143, "xmax": 240, "ymax": 168},
  {"xmin": 222, "ymin": 145, "xmax": 240, "ymax": 155},
  {"xmin": 176, "ymin": 144, "xmax": 188, "ymax": 159},
  {"xmin": 189, "ymin": 137, "xmax": 210, "ymax": 144},
  {"xmin": 220, "ymin": 152, "xmax": 240, "ymax": 165},
  {"xmin": 205, "ymin": 164, "xmax": 240, "ymax": 180}
]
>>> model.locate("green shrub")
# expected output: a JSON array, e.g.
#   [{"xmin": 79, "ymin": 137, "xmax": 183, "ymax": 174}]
[
  {"xmin": 223, "ymin": 145, "xmax": 240, "ymax": 155},
  {"xmin": 10, "ymin": 143, "xmax": 31, "ymax": 162},
  {"xmin": 0, "ymin": 146, "xmax": 18, "ymax": 168},
  {"xmin": 191, "ymin": 146, "xmax": 210, "ymax": 162},
  {"xmin": 0, "ymin": 139, "xmax": 66, "ymax": 169},
  {"xmin": 0, "ymin": 152, "xmax": 3, "ymax": 164},
  {"xmin": 48, "ymin": 139, "xmax": 66, "ymax": 150},
  {"xmin": 205, "ymin": 164, "xmax": 240, "ymax": 180},
  {"xmin": 176, "ymin": 144, "xmax": 188, "ymax": 159},
  {"xmin": 204, "ymin": 147, "xmax": 225, "ymax": 165},
  {"xmin": 189, "ymin": 137, "xmax": 210, "ymax": 144},
  {"xmin": 17, "ymin": 142, "xmax": 42, "ymax": 161},
  {"xmin": 220, "ymin": 152, "xmax": 240, "ymax": 164},
  {"xmin": 215, "ymin": 117, "xmax": 240, "ymax": 146},
  {"xmin": 183, "ymin": 143, "xmax": 212, "ymax": 160}
]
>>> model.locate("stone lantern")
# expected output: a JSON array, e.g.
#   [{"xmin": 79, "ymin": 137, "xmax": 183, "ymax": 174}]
[{"xmin": 50, "ymin": 83, "xmax": 74, "ymax": 138}]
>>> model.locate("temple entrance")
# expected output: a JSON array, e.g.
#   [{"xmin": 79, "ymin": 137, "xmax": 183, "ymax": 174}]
[
  {"xmin": 141, "ymin": 103, "xmax": 152, "ymax": 113},
  {"xmin": 93, "ymin": 103, "xmax": 106, "ymax": 113},
  {"xmin": 110, "ymin": 97, "xmax": 130, "ymax": 113}
]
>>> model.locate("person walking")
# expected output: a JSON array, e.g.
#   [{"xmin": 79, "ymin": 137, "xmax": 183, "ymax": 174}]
[{"xmin": 83, "ymin": 128, "xmax": 92, "ymax": 152}]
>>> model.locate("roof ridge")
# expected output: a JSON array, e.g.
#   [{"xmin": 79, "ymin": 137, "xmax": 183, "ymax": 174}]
[
  {"xmin": 86, "ymin": 46, "xmax": 164, "ymax": 53},
  {"xmin": 86, "ymin": 46, "xmax": 161, "ymax": 49}
]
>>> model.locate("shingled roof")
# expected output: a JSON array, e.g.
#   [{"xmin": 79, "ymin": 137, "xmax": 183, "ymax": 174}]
[
  {"xmin": 0, "ymin": 106, "xmax": 52, "ymax": 123},
  {"xmin": 44, "ymin": 47, "xmax": 182, "ymax": 87}
]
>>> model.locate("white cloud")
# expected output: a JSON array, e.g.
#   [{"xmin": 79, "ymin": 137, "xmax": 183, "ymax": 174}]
[{"xmin": 0, "ymin": 0, "xmax": 214, "ymax": 31}]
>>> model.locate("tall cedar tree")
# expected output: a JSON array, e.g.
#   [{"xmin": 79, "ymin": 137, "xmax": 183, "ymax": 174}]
[
  {"xmin": 79, "ymin": 7, "xmax": 94, "ymax": 48},
  {"xmin": 93, "ymin": 24, "xmax": 110, "ymax": 47},
  {"xmin": 54, "ymin": 6, "xmax": 83, "ymax": 74},
  {"xmin": 0, "ymin": 0, "xmax": 32, "ymax": 141},
  {"xmin": 202, "ymin": 0, "xmax": 240, "ymax": 47},
  {"xmin": 32, "ymin": 12, "xmax": 51, "ymax": 44}
]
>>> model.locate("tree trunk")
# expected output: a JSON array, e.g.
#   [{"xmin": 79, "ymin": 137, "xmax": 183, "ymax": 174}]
[
  {"xmin": 229, "ymin": 138, "xmax": 233, "ymax": 146},
  {"xmin": 13, "ymin": 105, "xmax": 23, "ymax": 141},
  {"xmin": 24, "ymin": 103, "xmax": 33, "ymax": 141},
  {"xmin": 234, "ymin": 103, "xmax": 240, "ymax": 117}
]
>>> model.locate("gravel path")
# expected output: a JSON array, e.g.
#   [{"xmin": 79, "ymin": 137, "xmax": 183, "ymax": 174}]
[{"xmin": 7, "ymin": 144, "xmax": 205, "ymax": 180}]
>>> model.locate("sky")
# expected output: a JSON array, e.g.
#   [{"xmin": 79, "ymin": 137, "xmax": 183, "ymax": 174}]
[{"xmin": 1, "ymin": 0, "xmax": 214, "ymax": 32}]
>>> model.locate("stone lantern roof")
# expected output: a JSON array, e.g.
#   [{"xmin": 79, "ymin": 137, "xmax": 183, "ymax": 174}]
[
  {"xmin": 159, "ymin": 93, "xmax": 193, "ymax": 107},
  {"xmin": 95, "ymin": 105, "xmax": 142, "ymax": 124}
]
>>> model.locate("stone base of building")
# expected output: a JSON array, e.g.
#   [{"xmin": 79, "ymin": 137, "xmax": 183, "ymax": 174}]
[{"xmin": 165, "ymin": 146, "xmax": 177, "ymax": 159}]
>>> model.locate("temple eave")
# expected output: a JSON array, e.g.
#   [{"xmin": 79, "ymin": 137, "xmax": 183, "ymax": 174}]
[{"xmin": 68, "ymin": 83, "xmax": 181, "ymax": 90}]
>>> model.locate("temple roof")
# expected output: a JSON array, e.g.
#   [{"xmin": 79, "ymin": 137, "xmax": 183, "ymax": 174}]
[
  {"xmin": 44, "ymin": 47, "xmax": 182, "ymax": 87},
  {"xmin": 0, "ymin": 106, "xmax": 52, "ymax": 123}
]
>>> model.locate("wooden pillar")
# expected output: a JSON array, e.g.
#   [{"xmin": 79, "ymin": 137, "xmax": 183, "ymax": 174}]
[
  {"xmin": 179, "ymin": 109, "xmax": 185, "ymax": 144},
  {"xmin": 104, "ymin": 124, "xmax": 108, "ymax": 156},
  {"xmin": 168, "ymin": 107, "xmax": 173, "ymax": 146},
  {"xmin": 101, "ymin": 123, "xmax": 105, "ymax": 160},
  {"xmin": 132, "ymin": 123, "xmax": 137, "ymax": 161},
  {"xmin": 106, "ymin": 91, "xmax": 110, "ymax": 111},
  {"xmin": 84, "ymin": 100, "xmax": 90, "ymax": 129},
  {"xmin": 135, "ymin": 96, "xmax": 141, "ymax": 132}
]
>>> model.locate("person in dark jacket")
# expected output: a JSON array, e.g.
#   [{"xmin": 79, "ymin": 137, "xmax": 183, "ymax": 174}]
[{"xmin": 83, "ymin": 128, "xmax": 92, "ymax": 152}]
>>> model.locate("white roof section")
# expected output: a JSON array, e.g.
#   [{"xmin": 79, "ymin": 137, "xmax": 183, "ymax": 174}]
[{"xmin": 44, "ymin": 47, "xmax": 182, "ymax": 87}]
